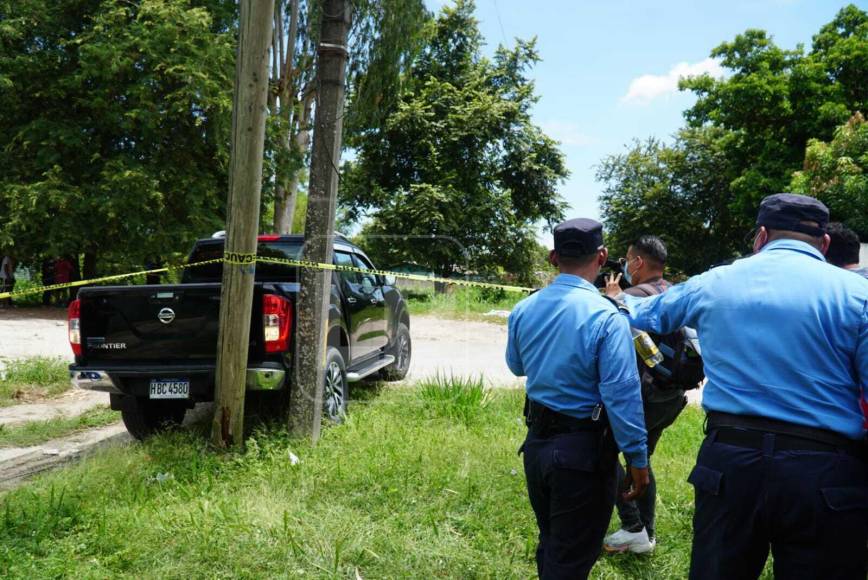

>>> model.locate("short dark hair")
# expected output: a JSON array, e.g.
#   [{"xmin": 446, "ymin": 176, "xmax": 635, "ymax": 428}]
[
  {"xmin": 630, "ymin": 235, "xmax": 667, "ymax": 267},
  {"xmin": 826, "ymin": 222, "xmax": 861, "ymax": 266}
]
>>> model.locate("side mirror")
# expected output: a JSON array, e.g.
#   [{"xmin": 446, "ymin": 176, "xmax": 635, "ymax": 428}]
[{"xmin": 384, "ymin": 275, "xmax": 396, "ymax": 287}]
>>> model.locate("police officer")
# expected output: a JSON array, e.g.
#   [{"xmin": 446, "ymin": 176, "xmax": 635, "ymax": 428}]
[
  {"xmin": 506, "ymin": 218, "xmax": 649, "ymax": 579},
  {"xmin": 619, "ymin": 194, "xmax": 868, "ymax": 579},
  {"xmin": 827, "ymin": 222, "xmax": 868, "ymax": 279}
]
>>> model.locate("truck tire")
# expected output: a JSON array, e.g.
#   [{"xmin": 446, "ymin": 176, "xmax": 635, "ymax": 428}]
[
  {"xmin": 323, "ymin": 347, "xmax": 348, "ymax": 423},
  {"xmin": 120, "ymin": 397, "xmax": 187, "ymax": 440},
  {"xmin": 380, "ymin": 323, "xmax": 411, "ymax": 381}
]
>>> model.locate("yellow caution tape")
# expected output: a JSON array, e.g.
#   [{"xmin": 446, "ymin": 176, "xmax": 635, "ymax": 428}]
[
  {"xmin": 0, "ymin": 255, "xmax": 535, "ymax": 301},
  {"xmin": 223, "ymin": 252, "xmax": 258, "ymax": 265}
]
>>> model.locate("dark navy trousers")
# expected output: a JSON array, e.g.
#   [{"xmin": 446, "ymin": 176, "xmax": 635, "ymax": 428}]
[
  {"xmin": 688, "ymin": 429, "xmax": 868, "ymax": 579},
  {"xmin": 521, "ymin": 429, "xmax": 618, "ymax": 580}
]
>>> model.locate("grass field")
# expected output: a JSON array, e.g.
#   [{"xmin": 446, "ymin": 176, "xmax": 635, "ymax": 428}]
[
  {"xmin": 405, "ymin": 286, "xmax": 525, "ymax": 323},
  {"xmin": 0, "ymin": 406, "xmax": 119, "ymax": 448},
  {"xmin": 0, "ymin": 357, "xmax": 70, "ymax": 406},
  {"xmin": 0, "ymin": 382, "xmax": 737, "ymax": 579}
]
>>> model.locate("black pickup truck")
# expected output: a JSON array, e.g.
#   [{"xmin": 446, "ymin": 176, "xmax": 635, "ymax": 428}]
[{"xmin": 68, "ymin": 234, "xmax": 412, "ymax": 439}]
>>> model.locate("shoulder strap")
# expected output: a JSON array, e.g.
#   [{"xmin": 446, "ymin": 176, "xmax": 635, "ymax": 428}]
[
  {"xmin": 631, "ymin": 282, "xmax": 661, "ymax": 297},
  {"xmin": 602, "ymin": 295, "xmax": 629, "ymax": 314}
]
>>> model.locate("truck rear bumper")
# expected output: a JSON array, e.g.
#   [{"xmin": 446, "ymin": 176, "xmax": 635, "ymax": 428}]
[{"xmin": 70, "ymin": 364, "xmax": 286, "ymax": 397}]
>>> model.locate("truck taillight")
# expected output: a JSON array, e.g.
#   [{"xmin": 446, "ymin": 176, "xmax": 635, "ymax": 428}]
[
  {"xmin": 68, "ymin": 299, "xmax": 82, "ymax": 356},
  {"xmin": 263, "ymin": 295, "xmax": 292, "ymax": 353}
]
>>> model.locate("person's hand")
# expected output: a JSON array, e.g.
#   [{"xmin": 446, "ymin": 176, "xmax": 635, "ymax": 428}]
[
  {"xmin": 621, "ymin": 465, "xmax": 650, "ymax": 501},
  {"xmin": 604, "ymin": 272, "xmax": 622, "ymax": 298}
]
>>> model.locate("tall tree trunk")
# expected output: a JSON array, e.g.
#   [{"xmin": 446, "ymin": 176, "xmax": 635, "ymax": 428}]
[{"xmin": 273, "ymin": 90, "xmax": 314, "ymax": 233}]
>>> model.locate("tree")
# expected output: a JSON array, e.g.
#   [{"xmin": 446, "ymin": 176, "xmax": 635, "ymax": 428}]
[
  {"xmin": 790, "ymin": 112, "xmax": 868, "ymax": 237},
  {"xmin": 341, "ymin": 0, "xmax": 567, "ymax": 284},
  {"xmin": 598, "ymin": 128, "xmax": 743, "ymax": 275},
  {"xmin": 600, "ymin": 5, "xmax": 867, "ymax": 274},
  {"xmin": 0, "ymin": 0, "xmax": 236, "ymax": 276},
  {"xmin": 264, "ymin": 0, "xmax": 428, "ymax": 234},
  {"xmin": 679, "ymin": 5, "xmax": 867, "ymax": 228}
]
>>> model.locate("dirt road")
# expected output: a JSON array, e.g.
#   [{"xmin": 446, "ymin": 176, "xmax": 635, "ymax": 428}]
[{"xmin": 0, "ymin": 308, "xmax": 522, "ymax": 387}]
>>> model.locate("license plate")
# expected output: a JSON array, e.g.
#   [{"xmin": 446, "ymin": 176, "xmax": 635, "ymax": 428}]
[{"xmin": 149, "ymin": 379, "xmax": 190, "ymax": 399}]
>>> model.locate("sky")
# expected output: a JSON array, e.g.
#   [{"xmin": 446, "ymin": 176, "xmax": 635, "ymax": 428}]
[{"xmin": 424, "ymin": 0, "xmax": 864, "ymax": 244}]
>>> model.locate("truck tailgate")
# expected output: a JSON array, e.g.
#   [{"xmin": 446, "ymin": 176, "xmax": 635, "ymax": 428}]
[{"xmin": 78, "ymin": 284, "xmax": 254, "ymax": 363}]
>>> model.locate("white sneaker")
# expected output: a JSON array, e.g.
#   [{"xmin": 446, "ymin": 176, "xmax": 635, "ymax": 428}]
[{"xmin": 603, "ymin": 527, "xmax": 655, "ymax": 554}]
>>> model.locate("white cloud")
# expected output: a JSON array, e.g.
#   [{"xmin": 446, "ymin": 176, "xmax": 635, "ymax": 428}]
[
  {"xmin": 621, "ymin": 58, "xmax": 724, "ymax": 105},
  {"xmin": 540, "ymin": 121, "xmax": 594, "ymax": 147}
]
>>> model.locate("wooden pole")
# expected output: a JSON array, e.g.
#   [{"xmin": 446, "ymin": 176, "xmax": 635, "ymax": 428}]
[
  {"xmin": 289, "ymin": 0, "xmax": 350, "ymax": 440},
  {"xmin": 211, "ymin": 0, "xmax": 275, "ymax": 448}
]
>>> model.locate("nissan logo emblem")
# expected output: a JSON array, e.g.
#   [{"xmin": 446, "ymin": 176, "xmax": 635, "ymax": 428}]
[{"xmin": 158, "ymin": 308, "xmax": 176, "ymax": 325}]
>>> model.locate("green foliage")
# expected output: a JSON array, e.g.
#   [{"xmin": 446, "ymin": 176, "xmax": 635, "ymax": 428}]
[
  {"xmin": 341, "ymin": 0, "xmax": 567, "ymax": 281},
  {"xmin": 0, "ymin": 357, "xmax": 71, "ymax": 406},
  {"xmin": 599, "ymin": 128, "xmax": 745, "ymax": 274},
  {"xmin": 405, "ymin": 284, "xmax": 525, "ymax": 322},
  {"xmin": 601, "ymin": 5, "xmax": 868, "ymax": 274},
  {"xmin": 0, "ymin": 386, "xmax": 710, "ymax": 578},
  {"xmin": 7, "ymin": 279, "xmax": 43, "ymax": 307},
  {"xmin": 418, "ymin": 372, "xmax": 491, "ymax": 424},
  {"xmin": 264, "ymin": 0, "xmax": 428, "ymax": 233},
  {"xmin": 0, "ymin": 0, "xmax": 236, "ymax": 274},
  {"xmin": 790, "ymin": 112, "xmax": 868, "ymax": 237},
  {"xmin": 0, "ymin": 406, "xmax": 118, "ymax": 448}
]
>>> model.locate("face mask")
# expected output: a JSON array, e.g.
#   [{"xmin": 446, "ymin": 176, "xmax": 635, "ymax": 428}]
[{"xmin": 622, "ymin": 259, "xmax": 634, "ymax": 285}]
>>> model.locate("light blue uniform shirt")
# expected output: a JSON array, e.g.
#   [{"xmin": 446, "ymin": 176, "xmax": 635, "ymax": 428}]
[
  {"xmin": 507, "ymin": 274, "xmax": 648, "ymax": 467},
  {"xmin": 621, "ymin": 239, "xmax": 868, "ymax": 440}
]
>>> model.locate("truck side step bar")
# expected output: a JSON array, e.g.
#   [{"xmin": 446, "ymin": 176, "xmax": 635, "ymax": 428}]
[{"xmin": 346, "ymin": 355, "xmax": 395, "ymax": 383}]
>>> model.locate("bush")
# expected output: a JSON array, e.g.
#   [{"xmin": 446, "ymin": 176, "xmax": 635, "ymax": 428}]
[
  {"xmin": 418, "ymin": 372, "xmax": 492, "ymax": 424},
  {"xmin": 0, "ymin": 357, "xmax": 70, "ymax": 405}
]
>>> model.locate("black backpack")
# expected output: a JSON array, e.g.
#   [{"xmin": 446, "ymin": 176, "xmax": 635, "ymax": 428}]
[{"xmin": 631, "ymin": 282, "xmax": 705, "ymax": 391}]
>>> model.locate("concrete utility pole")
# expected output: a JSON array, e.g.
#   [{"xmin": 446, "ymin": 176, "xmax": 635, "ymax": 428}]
[
  {"xmin": 211, "ymin": 0, "xmax": 275, "ymax": 448},
  {"xmin": 289, "ymin": 0, "xmax": 351, "ymax": 440}
]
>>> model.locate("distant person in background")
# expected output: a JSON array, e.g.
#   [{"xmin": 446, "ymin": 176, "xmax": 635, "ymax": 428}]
[
  {"xmin": 145, "ymin": 256, "xmax": 162, "ymax": 285},
  {"xmin": 41, "ymin": 258, "xmax": 55, "ymax": 306},
  {"xmin": 826, "ymin": 222, "xmax": 868, "ymax": 279},
  {"xmin": 53, "ymin": 256, "xmax": 75, "ymax": 306},
  {"xmin": 0, "ymin": 253, "xmax": 15, "ymax": 308},
  {"xmin": 827, "ymin": 223, "xmax": 868, "ymax": 430}
]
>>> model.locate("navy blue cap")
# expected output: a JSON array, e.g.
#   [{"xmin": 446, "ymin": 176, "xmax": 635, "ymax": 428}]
[
  {"xmin": 756, "ymin": 193, "xmax": 829, "ymax": 237},
  {"xmin": 554, "ymin": 218, "xmax": 604, "ymax": 257}
]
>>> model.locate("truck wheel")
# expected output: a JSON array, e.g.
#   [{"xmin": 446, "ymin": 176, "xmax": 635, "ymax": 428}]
[
  {"xmin": 120, "ymin": 397, "xmax": 187, "ymax": 440},
  {"xmin": 380, "ymin": 323, "xmax": 411, "ymax": 381},
  {"xmin": 323, "ymin": 347, "xmax": 347, "ymax": 423}
]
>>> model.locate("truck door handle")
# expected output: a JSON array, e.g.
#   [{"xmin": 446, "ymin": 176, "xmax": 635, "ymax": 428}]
[{"xmin": 347, "ymin": 296, "xmax": 357, "ymax": 304}]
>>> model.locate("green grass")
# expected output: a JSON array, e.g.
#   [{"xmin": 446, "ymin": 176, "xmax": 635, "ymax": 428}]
[
  {"xmin": 0, "ymin": 383, "xmax": 718, "ymax": 578},
  {"xmin": 0, "ymin": 357, "xmax": 70, "ymax": 406},
  {"xmin": 405, "ymin": 285, "xmax": 525, "ymax": 323},
  {"xmin": 418, "ymin": 372, "xmax": 492, "ymax": 425},
  {"xmin": 0, "ymin": 406, "xmax": 119, "ymax": 448}
]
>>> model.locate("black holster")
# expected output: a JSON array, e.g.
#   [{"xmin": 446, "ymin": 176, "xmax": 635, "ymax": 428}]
[{"xmin": 524, "ymin": 396, "xmax": 617, "ymax": 471}]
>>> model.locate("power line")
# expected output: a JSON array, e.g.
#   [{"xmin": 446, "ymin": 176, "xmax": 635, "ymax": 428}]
[{"xmin": 491, "ymin": 0, "xmax": 508, "ymax": 45}]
